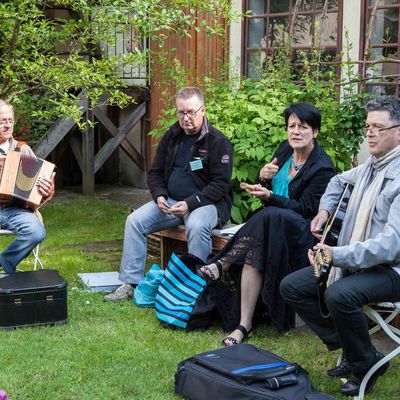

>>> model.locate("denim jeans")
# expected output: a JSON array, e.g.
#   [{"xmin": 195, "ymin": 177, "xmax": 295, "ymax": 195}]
[
  {"xmin": 280, "ymin": 265, "xmax": 400, "ymax": 373},
  {"xmin": 0, "ymin": 207, "xmax": 46, "ymax": 273},
  {"xmin": 119, "ymin": 200, "xmax": 218, "ymax": 284}
]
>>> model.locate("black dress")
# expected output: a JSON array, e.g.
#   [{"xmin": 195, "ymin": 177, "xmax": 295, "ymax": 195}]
[{"xmin": 214, "ymin": 140, "xmax": 335, "ymax": 331}]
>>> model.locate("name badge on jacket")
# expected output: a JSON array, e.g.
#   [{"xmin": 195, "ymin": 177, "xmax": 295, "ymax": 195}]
[{"xmin": 190, "ymin": 158, "xmax": 203, "ymax": 171}]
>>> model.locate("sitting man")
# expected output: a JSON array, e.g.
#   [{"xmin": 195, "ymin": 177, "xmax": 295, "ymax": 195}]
[
  {"xmin": 105, "ymin": 87, "xmax": 233, "ymax": 302},
  {"xmin": 280, "ymin": 95, "xmax": 400, "ymax": 397},
  {"xmin": 0, "ymin": 99, "xmax": 54, "ymax": 273}
]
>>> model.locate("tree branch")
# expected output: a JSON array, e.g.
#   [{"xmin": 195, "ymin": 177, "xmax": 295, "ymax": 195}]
[
  {"xmin": 335, "ymin": 73, "xmax": 400, "ymax": 87},
  {"xmin": 0, "ymin": 29, "xmax": 8, "ymax": 43},
  {"xmin": 6, "ymin": 84, "xmax": 42, "ymax": 101},
  {"xmin": 288, "ymin": 0, "xmax": 302, "ymax": 39},
  {"xmin": 7, "ymin": 19, "xmax": 21, "ymax": 62},
  {"xmin": 315, "ymin": 0, "xmax": 329, "ymax": 79}
]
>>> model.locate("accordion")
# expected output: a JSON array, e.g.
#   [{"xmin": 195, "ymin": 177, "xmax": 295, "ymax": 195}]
[{"xmin": 0, "ymin": 150, "xmax": 55, "ymax": 210}]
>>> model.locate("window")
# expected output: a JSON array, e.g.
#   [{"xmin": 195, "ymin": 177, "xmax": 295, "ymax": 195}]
[
  {"xmin": 243, "ymin": 0, "xmax": 343, "ymax": 80},
  {"xmin": 363, "ymin": 0, "xmax": 400, "ymax": 95}
]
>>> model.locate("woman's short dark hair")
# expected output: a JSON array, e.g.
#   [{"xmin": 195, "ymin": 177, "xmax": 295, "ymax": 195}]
[{"xmin": 284, "ymin": 103, "xmax": 321, "ymax": 131}]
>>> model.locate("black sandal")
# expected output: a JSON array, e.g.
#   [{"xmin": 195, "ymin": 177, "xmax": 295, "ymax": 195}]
[
  {"xmin": 222, "ymin": 324, "xmax": 252, "ymax": 347},
  {"xmin": 203, "ymin": 260, "xmax": 223, "ymax": 281}
]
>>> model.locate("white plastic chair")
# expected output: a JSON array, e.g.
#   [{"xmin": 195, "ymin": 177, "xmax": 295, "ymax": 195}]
[
  {"xmin": 354, "ymin": 302, "xmax": 400, "ymax": 400},
  {"xmin": 0, "ymin": 210, "xmax": 45, "ymax": 271},
  {"xmin": 337, "ymin": 302, "xmax": 400, "ymax": 400}
]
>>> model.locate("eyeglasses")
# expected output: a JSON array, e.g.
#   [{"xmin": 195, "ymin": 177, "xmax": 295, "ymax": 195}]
[
  {"xmin": 288, "ymin": 125, "xmax": 311, "ymax": 135},
  {"xmin": 176, "ymin": 105, "xmax": 204, "ymax": 119},
  {"xmin": 364, "ymin": 124, "xmax": 400, "ymax": 135},
  {"xmin": 0, "ymin": 119, "xmax": 14, "ymax": 127}
]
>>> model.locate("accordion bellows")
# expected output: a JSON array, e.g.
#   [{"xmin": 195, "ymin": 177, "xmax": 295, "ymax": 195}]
[{"xmin": 0, "ymin": 150, "xmax": 55, "ymax": 210}]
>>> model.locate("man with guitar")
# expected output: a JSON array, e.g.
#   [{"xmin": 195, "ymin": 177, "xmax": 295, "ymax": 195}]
[{"xmin": 280, "ymin": 95, "xmax": 400, "ymax": 397}]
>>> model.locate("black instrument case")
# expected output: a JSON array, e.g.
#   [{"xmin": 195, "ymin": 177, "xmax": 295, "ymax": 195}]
[{"xmin": 0, "ymin": 269, "xmax": 67, "ymax": 328}]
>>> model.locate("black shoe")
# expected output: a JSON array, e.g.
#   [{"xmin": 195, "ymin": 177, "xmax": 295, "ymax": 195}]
[
  {"xmin": 340, "ymin": 352, "xmax": 390, "ymax": 397},
  {"xmin": 326, "ymin": 358, "xmax": 351, "ymax": 378}
]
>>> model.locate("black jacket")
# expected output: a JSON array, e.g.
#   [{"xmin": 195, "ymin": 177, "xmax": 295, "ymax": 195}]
[
  {"xmin": 147, "ymin": 119, "xmax": 233, "ymax": 225},
  {"xmin": 256, "ymin": 140, "xmax": 335, "ymax": 219}
]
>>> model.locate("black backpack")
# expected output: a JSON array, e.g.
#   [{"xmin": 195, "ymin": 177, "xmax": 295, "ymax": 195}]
[{"xmin": 175, "ymin": 343, "xmax": 336, "ymax": 400}]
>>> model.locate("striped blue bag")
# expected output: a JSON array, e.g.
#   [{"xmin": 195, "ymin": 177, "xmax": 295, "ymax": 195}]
[{"xmin": 155, "ymin": 252, "xmax": 216, "ymax": 330}]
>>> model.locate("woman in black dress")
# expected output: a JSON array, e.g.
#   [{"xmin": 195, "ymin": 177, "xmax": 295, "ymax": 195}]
[{"xmin": 201, "ymin": 103, "xmax": 335, "ymax": 345}]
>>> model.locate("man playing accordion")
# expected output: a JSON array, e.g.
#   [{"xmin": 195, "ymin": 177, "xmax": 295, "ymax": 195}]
[{"xmin": 0, "ymin": 99, "xmax": 54, "ymax": 273}]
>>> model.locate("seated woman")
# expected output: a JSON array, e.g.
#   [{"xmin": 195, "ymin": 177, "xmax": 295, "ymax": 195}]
[{"xmin": 201, "ymin": 103, "xmax": 335, "ymax": 345}]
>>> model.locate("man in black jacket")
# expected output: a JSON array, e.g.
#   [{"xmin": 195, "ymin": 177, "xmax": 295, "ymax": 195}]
[{"xmin": 105, "ymin": 87, "xmax": 233, "ymax": 302}]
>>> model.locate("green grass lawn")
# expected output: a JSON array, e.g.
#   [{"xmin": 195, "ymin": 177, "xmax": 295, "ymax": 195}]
[{"xmin": 0, "ymin": 197, "xmax": 399, "ymax": 400}]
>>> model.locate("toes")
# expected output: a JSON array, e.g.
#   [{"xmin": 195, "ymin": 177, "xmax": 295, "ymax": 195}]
[
  {"xmin": 200, "ymin": 266, "xmax": 212, "ymax": 278},
  {"xmin": 201, "ymin": 265, "xmax": 219, "ymax": 280}
]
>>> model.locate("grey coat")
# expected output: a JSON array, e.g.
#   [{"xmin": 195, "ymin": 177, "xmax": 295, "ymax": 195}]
[{"xmin": 319, "ymin": 157, "xmax": 400, "ymax": 271}]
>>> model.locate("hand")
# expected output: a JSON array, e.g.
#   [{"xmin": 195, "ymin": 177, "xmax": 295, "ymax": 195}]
[
  {"xmin": 247, "ymin": 183, "xmax": 272, "ymax": 201},
  {"xmin": 259, "ymin": 157, "xmax": 279, "ymax": 180},
  {"xmin": 156, "ymin": 196, "xmax": 170, "ymax": 213},
  {"xmin": 168, "ymin": 201, "xmax": 189, "ymax": 216},
  {"xmin": 310, "ymin": 210, "xmax": 329, "ymax": 239},
  {"xmin": 38, "ymin": 172, "xmax": 55, "ymax": 199},
  {"xmin": 308, "ymin": 243, "xmax": 333, "ymax": 266}
]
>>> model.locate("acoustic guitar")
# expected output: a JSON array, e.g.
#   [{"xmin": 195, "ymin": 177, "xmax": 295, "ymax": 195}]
[{"xmin": 313, "ymin": 183, "xmax": 351, "ymax": 317}]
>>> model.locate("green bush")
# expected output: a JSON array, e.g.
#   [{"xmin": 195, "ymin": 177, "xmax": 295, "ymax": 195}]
[{"xmin": 151, "ymin": 52, "xmax": 367, "ymax": 223}]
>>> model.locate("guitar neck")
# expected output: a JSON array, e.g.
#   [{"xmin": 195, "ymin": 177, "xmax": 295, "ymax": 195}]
[{"xmin": 319, "ymin": 182, "xmax": 351, "ymax": 245}]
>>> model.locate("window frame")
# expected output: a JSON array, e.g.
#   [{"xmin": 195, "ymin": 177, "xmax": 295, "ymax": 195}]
[
  {"xmin": 242, "ymin": 0, "xmax": 344, "ymax": 79},
  {"xmin": 360, "ymin": 1, "xmax": 400, "ymax": 96}
]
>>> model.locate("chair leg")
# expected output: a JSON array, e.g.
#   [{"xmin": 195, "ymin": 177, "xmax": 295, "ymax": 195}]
[
  {"xmin": 357, "ymin": 305, "xmax": 400, "ymax": 399},
  {"xmin": 33, "ymin": 244, "xmax": 44, "ymax": 270},
  {"xmin": 358, "ymin": 350, "xmax": 399, "ymax": 400},
  {"xmin": 365, "ymin": 306, "xmax": 400, "ymax": 345}
]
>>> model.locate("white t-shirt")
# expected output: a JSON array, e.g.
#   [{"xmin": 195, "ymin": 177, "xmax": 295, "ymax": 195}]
[{"xmin": 0, "ymin": 140, "xmax": 11, "ymax": 154}]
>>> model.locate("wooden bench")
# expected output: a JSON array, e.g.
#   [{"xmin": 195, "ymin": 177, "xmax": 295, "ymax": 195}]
[{"xmin": 154, "ymin": 224, "xmax": 236, "ymax": 268}]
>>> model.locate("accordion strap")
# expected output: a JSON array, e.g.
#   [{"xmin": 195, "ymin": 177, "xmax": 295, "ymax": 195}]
[{"xmin": 15, "ymin": 141, "xmax": 27, "ymax": 151}]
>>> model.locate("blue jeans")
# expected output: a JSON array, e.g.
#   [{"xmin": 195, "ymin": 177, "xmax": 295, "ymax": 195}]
[
  {"xmin": 280, "ymin": 265, "xmax": 400, "ymax": 373},
  {"xmin": 0, "ymin": 207, "xmax": 46, "ymax": 273},
  {"xmin": 119, "ymin": 200, "xmax": 218, "ymax": 284}
]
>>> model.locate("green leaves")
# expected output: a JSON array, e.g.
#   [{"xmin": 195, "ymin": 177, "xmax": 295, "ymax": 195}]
[{"xmin": 0, "ymin": 0, "xmax": 237, "ymax": 138}]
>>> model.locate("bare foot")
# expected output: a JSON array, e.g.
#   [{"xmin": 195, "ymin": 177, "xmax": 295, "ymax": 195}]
[{"xmin": 223, "ymin": 324, "xmax": 252, "ymax": 347}]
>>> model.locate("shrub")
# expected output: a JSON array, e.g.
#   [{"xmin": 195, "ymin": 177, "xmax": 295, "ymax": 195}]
[{"xmin": 151, "ymin": 52, "xmax": 366, "ymax": 223}]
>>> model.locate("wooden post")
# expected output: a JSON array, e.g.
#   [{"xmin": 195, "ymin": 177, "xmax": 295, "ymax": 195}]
[{"xmin": 82, "ymin": 108, "xmax": 95, "ymax": 195}]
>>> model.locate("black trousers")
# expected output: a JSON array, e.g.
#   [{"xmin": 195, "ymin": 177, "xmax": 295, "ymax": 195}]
[{"xmin": 280, "ymin": 265, "xmax": 400, "ymax": 373}]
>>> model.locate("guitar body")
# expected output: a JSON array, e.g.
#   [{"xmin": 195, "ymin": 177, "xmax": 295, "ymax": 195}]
[
  {"xmin": 323, "ymin": 190, "xmax": 351, "ymax": 247},
  {"xmin": 317, "ymin": 260, "xmax": 332, "ymax": 317}
]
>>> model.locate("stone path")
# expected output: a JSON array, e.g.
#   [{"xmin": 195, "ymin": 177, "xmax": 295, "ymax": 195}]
[{"xmin": 54, "ymin": 184, "xmax": 152, "ymax": 209}]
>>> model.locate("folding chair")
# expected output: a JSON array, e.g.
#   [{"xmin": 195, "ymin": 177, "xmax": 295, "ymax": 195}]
[
  {"xmin": 0, "ymin": 210, "xmax": 45, "ymax": 271},
  {"xmin": 355, "ymin": 302, "xmax": 400, "ymax": 400},
  {"xmin": 336, "ymin": 302, "xmax": 400, "ymax": 400}
]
